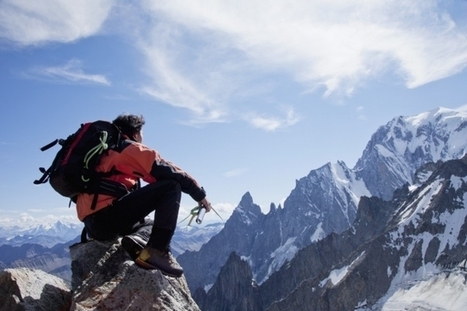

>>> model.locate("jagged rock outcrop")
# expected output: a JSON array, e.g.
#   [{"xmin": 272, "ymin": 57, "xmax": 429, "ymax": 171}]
[
  {"xmin": 194, "ymin": 252, "xmax": 263, "ymax": 311},
  {"xmin": 178, "ymin": 192, "xmax": 264, "ymax": 291},
  {"xmin": 70, "ymin": 239, "xmax": 200, "ymax": 310},
  {"xmin": 180, "ymin": 164, "xmax": 370, "ymax": 292},
  {"xmin": 0, "ymin": 267, "xmax": 71, "ymax": 311}
]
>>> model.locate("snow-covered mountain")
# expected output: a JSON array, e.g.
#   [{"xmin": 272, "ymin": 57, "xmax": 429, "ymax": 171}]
[
  {"xmin": 172, "ymin": 223, "xmax": 224, "ymax": 256},
  {"xmin": 196, "ymin": 154, "xmax": 467, "ymax": 311},
  {"xmin": 179, "ymin": 106, "xmax": 467, "ymax": 295},
  {"xmin": 355, "ymin": 106, "xmax": 467, "ymax": 200},
  {"xmin": 0, "ymin": 220, "xmax": 222, "ymax": 285},
  {"xmin": 0, "ymin": 221, "xmax": 83, "ymax": 247}
]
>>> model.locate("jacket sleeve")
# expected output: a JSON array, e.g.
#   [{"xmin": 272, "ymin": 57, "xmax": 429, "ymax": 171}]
[
  {"xmin": 150, "ymin": 157, "xmax": 206, "ymax": 202},
  {"xmin": 121, "ymin": 142, "xmax": 206, "ymax": 202}
]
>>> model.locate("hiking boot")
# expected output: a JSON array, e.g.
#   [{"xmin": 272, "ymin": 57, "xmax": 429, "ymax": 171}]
[
  {"xmin": 135, "ymin": 247, "xmax": 184, "ymax": 277},
  {"xmin": 121, "ymin": 234, "xmax": 147, "ymax": 260}
]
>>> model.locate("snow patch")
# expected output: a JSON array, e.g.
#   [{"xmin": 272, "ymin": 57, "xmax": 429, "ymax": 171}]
[
  {"xmin": 310, "ymin": 222, "xmax": 325, "ymax": 242},
  {"xmin": 261, "ymin": 237, "xmax": 299, "ymax": 283},
  {"xmin": 320, "ymin": 252, "xmax": 365, "ymax": 287},
  {"xmin": 381, "ymin": 272, "xmax": 467, "ymax": 311}
]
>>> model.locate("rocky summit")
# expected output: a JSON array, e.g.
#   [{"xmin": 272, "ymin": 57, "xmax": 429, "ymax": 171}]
[
  {"xmin": 0, "ymin": 267, "xmax": 71, "ymax": 311},
  {"xmin": 0, "ymin": 239, "xmax": 200, "ymax": 311}
]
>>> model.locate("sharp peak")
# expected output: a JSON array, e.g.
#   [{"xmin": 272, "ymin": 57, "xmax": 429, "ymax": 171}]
[{"xmin": 240, "ymin": 192, "xmax": 253, "ymax": 205}]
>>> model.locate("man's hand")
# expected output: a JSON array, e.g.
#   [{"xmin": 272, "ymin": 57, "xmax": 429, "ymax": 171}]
[{"xmin": 199, "ymin": 197, "xmax": 212, "ymax": 212}]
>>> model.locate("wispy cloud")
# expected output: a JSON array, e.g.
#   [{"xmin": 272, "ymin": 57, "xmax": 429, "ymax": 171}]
[
  {"xmin": 0, "ymin": 211, "xmax": 80, "ymax": 228},
  {"xmin": 28, "ymin": 59, "xmax": 111, "ymax": 85},
  {"xmin": 0, "ymin": 0, "xmax": 112, "ymax": 46},
  {"xmin": 246, "ymin": 107, "xmax": 300, "ymax": 131},
  {"xmin": 137, "ymin": 39, "xmax": 227, "ymax": 123},
  {"xmin": 126, "ymin": 0, "xmax": 467, "ymax": 125},
  {"xmin": 2, "ymin": 1, "xmax": 467, "ymax": 126},
  {"xmin": 133, "ymin": 20, "xmax": 249, "ymax": 124},
  {"xmin": 224, "ymin": 168, "xmax": 247, "ymax": 177},
  {"xmin": 149, "ymin": 1, "xmax": 467, "ymax": 93},
  {"xmin": 356, "ymin": 106, "xmax": 366, "ymax": 120}
]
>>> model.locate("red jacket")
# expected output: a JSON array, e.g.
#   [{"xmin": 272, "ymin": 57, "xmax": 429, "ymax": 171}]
[{"xmin": 76, "ymin": 139, "xmax": 205, "ymax": 221}]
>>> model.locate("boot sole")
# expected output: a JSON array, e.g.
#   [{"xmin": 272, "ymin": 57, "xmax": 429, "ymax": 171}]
[{"xmin": 135, "ymin": 258, "xmax": 183, "ymax": 278}]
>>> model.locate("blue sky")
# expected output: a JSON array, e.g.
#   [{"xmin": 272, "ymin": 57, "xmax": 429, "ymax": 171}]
[{"xmin": 1, "ymin": 0, "xmax": 467, "ymax": 227}]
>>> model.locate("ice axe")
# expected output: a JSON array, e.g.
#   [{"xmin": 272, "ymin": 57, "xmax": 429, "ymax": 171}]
[{"xmin": 179, "ymin": 204, "xmax": 223, "ymax": 226}]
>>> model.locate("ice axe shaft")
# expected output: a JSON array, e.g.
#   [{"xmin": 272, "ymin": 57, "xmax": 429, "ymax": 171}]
[{"xmin": 196, "ymin": 207, "xmax": 206, "ymax": 224}]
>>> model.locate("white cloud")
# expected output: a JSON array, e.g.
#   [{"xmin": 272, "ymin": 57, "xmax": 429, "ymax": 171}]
[
  {"xmin": 138, "ymin": 42, "xmax": 226, "ymax": 123},
  {"xmin": 134, "ymin": 20, "xmax": 244, "ymax": 124},
  {"xmin": 139, "ymin": 0, "xmax": 467, "ymax": 104},
  {"xmin": 0, "ymin": 0, "xmax": 113, "ymax": 45},
  {"xmin": 356, "ymin": 106, "xmax": 366, "ymax": 120},
  {"xmin": 0, "ymin": 211, "xmax": 80, "ymax": 228},
  {"xmin": 247, "ymin": 107, "xmax": 300, "ymax": 131},
  {"xmin": 19, "ymin": 212, "xmax": 34, "ymax": 223},
  {"xmin": 29, "ymin": 59, "xmax": 111, "ymax": 85},
  {"xmin": 209, "ymin": 202, "xmax": 235, "ymax": 223},
  {"xmin": 3, "ymin": 1, "xmax": 467, "ymax": 126},
  {"xmin": 224, "ymin": 168, "xmax": 247, "ymax": 177}
]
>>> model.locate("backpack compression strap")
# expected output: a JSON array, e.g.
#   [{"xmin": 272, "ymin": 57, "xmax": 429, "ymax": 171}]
[
  {"xmin": 88, "ymin": 170, "xmax": 131, "ymax": 210},
  {"xmin": 33, "ymin": 139, "xmax": 61, "ymax": 185}
]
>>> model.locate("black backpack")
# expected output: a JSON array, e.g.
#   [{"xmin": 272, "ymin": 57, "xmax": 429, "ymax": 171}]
[{"xmin": 34, "ymin": 120, "xmax": 129, "ymax": 209}]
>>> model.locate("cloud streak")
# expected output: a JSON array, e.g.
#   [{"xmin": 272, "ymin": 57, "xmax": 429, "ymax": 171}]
[
  {"xmin": 28, "ymin": 59, "xmax": 111, "ymax": 85},
  {"xmin": 148, "ymin": 1, "xmax": 467, "ymax": 91},
  {"xmin": 224, "ymin": 168, "xmax": 247, "ymax": 178},
  {"xmin": 137, "ymin": 31, "xmax": 227, "ymax": 123},
  {"xmin": 246, "ymin": 107, "xmax": 300, "ymax": 131}
]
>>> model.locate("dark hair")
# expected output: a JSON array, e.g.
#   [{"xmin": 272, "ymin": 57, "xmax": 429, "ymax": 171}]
[{"xmin": 112, "ymin": 114, "xmax": 145, "ymax": 140}]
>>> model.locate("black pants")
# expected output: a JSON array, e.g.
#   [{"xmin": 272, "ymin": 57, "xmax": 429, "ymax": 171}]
[{"xmin": 83, "ymin": 180, "xmax": 182, "ymax": 251}]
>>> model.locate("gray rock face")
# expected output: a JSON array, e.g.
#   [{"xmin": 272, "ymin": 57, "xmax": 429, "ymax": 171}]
[
  {"xmin": 69, "ymin": 239, "xmax": 200, "ymax": 311},
  {"xmin": 179, "ymin": 163, "xmax": 367, "ymax": 292},
  {"xmin": 0, "ymin": 239, "xmax": 201, "ymax": 311},
  {"xmin": 178, "ymin": 192, "xmax": 265, "ymax": 291},
  {"xmin": 0, "ymin": 267, "xmax": 71, "ymax": 311},
  {"xmin": 0, "ymin": 238, "xmax": 79, "ymax": 286},
  {"xmin": 194, "ymin": 252, "xmax": 262, "ymax": 311}
]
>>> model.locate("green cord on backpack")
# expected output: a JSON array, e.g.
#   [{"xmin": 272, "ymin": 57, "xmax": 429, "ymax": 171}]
[{"xmin": 82, "ymin": 131, "xmax": 109, "ymax": 182}]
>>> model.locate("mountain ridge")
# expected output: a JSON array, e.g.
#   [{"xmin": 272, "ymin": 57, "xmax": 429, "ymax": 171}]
[
  {"xmin": 179, "ymin": 105, "xmax": 467, "ymax": 295},
  {"xmin": 198, "ymin": 155, "xmax": 467, "ymax": 310}
]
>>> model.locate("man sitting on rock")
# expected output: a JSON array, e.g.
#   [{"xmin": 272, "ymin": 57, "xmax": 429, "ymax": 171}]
[{"xmin": 76, "ymin": 113, "xmax": 211, "ymax": 277}]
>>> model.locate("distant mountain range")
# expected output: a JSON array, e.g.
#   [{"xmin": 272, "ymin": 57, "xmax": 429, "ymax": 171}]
[
  {"xmin": 0, "ymin": 220, "xmax": 223, "ymax": 285},
  {"xmin": 176, "ymin": 106, "xmax": 467, "ymax": 309},
  {"xmin": 0, "ymin": 221, "xmax": 84, "ymax": 248}
]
